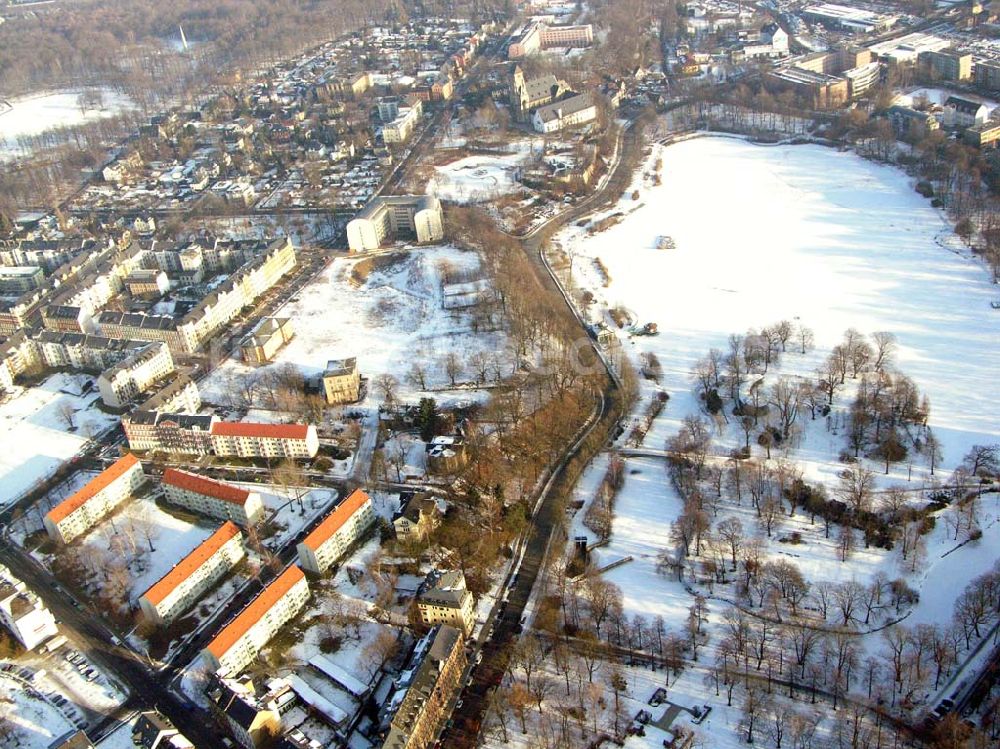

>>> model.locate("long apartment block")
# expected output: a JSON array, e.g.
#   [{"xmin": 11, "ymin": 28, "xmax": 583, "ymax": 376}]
[
  {"xmin": 139, "ymin": 521, "xmax": 245, "ymax": 626},
  {"xmin": 43, "ymin": 454, "xmax": 145, "ymax": 544},
  {"xmin": 162, "ymin": 469, "xmax": 265, "ymax": 527},
  {"xmin": 296, "ymin": 489, "xmax": 376, "ymax": 575},
  {"xmin": 202, "ymin": 565, "xmax": 310, "ymax": 677}
]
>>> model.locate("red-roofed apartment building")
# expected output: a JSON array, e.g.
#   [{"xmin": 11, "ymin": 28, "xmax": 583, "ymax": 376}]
[
  {"xmin": 43, "ymin": 454, "xmax": 145, "ymax": 544},
  {"xmin": 210, "ymin": 422, "xmax": 319, "ymax": 460},
  {"xmin": 202, "ymin": 565, "xmax": 310, "ymax": 677},
  {"xmin": 139, "ymin": 521, "xmax": 245, "ymax": 626},
  {"xmin": 162, "ymin": 469, "xmax": 265, "ymax": 527},
  {"xmin": 296, "ymin": 489, "xmax": 375, "ymax": 575}
]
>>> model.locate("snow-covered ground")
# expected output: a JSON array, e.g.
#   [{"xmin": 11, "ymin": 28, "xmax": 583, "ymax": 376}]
[
  {"xmin": 425, "ymin": 153, "xmax": 529, "ymax": 203},
  {"xmin": 200, "ymin": 245, "xmax": 509, "ymax": 407},
  {"xmin": 0, "ymin": 88, "xmax": 134, "ymax": 161},
  {"xmin": 0, "ymin": 674, "xmax": 75, "ymax": 747},
  {"xmin": 894, "ymin": 86, "xmax": 999, "ymax": 113},
  {"xmin": 0, "ymin": 373, "xmax": 118, "ymax": 508}
]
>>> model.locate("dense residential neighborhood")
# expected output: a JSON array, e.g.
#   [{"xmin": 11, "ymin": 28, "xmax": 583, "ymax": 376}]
[{"xmin": 0, "ymin": 0, "xmax": 999, "ymax": 747}]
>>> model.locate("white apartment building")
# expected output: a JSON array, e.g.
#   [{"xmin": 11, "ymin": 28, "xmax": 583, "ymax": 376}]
[
  {"xmin": 43, "ymin": 454, "xmax": 145, "ymax": 544},
  {"xmin": 162, "ymin": 468, "xmax": 265, "ymax": 527},
  {"xmin": 382, "ymin": 104, "xmax": 422, "ymax": 144},
  {"xmin": 139, "ymin": 521, "xmax": 246, "ymax": 626},
  {"xmin": 0, "ymin": 569, "xmax": 58, "ymax": 650},
  {"xmin": 209, "ymin": 422, "xmax": 320, "ymax": 460},
  {"xmin": 202, "ymin": 565, "xmax": 310, "ymax": 677},
  {"xmin": 97, "ymin": 341, "xmax": 175, "ymax": 408},
  {"xmin": 296, "ymin": 489, "xmax": 375, "ymax": 575},
  {"xmin": 346, "ymin": 196, "xmax": 444, "ymax": 252}
]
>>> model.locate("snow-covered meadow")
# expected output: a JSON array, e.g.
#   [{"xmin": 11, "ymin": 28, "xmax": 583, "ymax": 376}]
[
  {"xmin": 0, "ymin": 88, "xmax": 134, "ymax": 161},
  {"xmin": 426, "ymin": 153, "xmax": 529, "ymax": 203},
  {"xmin": 200, "ymin": 245, "xmax": 509, "ymax": 408},
  {"xmin": 0, "ymin": 373, "xmax": 118, "ymax": 508}
]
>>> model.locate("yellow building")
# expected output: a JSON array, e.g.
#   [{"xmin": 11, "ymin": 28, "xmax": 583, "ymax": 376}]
[
  {"xmin": 322, "ymin": 358, "xmax": 360, "ymax": 404},
  {"xmin": 417, "ymin": 570, "xmax": 476, "ymax": 637}
]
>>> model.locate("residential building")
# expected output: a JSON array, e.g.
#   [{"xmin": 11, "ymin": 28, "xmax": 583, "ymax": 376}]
[
  {"xmin": 392, "ymin": 494, "xmax": 442, "ymax": 541},
  {"xmin": 139, "ymin": 521, "xmax": 246, "ymax": 626},
  {"xmin": 347, "ymin": 196, "xmax": 444, "ymax": 251},
  {"xmin": 426, "ymin": 435, "xmax": 467, "ymax": 474},
  {"xmin": 210, "ymin": 422, "xmax": 320, "ymax": 460},
  {"xmin": 207, "ymin": 677, "xmax": 282, "ymax": 748},
  {"xmin": 382, "ymin": 101, "xmax": 423, "ymax": 145},
  {"xmin": 943, "ymin": 96, "xmax": 989, "ymax": 128},
  {"xmin": 296, "ymin": 488, "xmax": 375, "ymax": 574},
  {"xmin": 202, "ymin": 565, "xmax": 310, "ymax": 677},
  {"xmin": 240, "ymin": 317, "xmax": 294, "ymax": 364},
  {"xmin": 132, "ymin": 712, "xmax": 195, "ymax": 749},
  {"xmin": 0, "ymin": 573, "xmax": 58, "ymax": 650},
  {"xmin": 532, "ymin": 94, "xmax": 598, "ymax": 133},
  {"xmin": 321, "ymin": 357, "xmax": 360, "ymax": 404},
  {"xmin": 964, "ymin": 120, "xmax": 1000, "ymax": 147},
  {"xmin": 162, "ymin": 469, "xmax": 265, "ymax": 527},
  {"xmin": 125, "ymin": 269, "xmax": 170, "ymax": 297},
  {"xmin": 43, "ymin": 454, "xmax": 145, "ymax": 544},
  {"xmin": 0, "ymin": 266, "xmax": 44, "ymax": 294},
  {"xmin": 379, "ymin": 625, "xmax": 466, "ymax": 749},
  {"xmin": 508, "ymin": 21, "xmax": 593, "ymax": 58},
  {"xmin": 123, "ymin": 411, "xmax": 217, "ymax": 455},
  {"xmin": 48, "ymin": 731, "xmax": 93, "ymax": 749},
  {"xmin": 96, "ymin": 342, "xmax": 175, "ymax": 408},
  {"xmin": 137, "ymin": 373, "xmax": 201, "ymax": 414},
  {"xmin": 887, "ymin": 105, "xmax": 940, "ymax": 137},
  {"xmin": 98, "ymin": 311, "xmax": 200, "ymax": 355},
  {"xmin": 417, "ymin": 571, "xmax": 475, "ymax": 636}
]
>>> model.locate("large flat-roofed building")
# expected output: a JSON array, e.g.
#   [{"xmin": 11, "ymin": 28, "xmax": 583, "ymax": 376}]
[
  {"xmin": 210, "ymin": 422, "xmax": 320, "ymax": 460},
  {"xmin": 801, "ymin": 3, "xmax": 895, "ymax": 33},
  {"xmin": 964, "ymin": 119, "xmax": 1000, "ymax": 147},
  {"xmin": 43, "ymin": 454, "xmax": 145, "ymax": 544},
  {"xmin": 139, "ymin": 521, "xmax": 246, "ymax": 626},
  {"xmin": 96, "ymin": 341, "xmax": 175, "ymax": 409},
  {"xmin": 296, "ymin": 489, "xmax": 375, "ymax": 575},
  {"xmin": 531, "ymin": 93, "xmax": 597, "ymax": 133},
  {"xmin": 322, "ymin": 358, "xmax": 360, "ymax": 404},
  {"xmin": 417, "ymin": 571, "xmax": 475, "ymax": 636},
  {"xmin": 975, "ymin": 59, "xmax": 1000, "ymax": 91},
  {"xmin": 921, "ymin": 49, "xmax": 973, "ymax": 82},
  {"xmin": 202, "ymin": 565, "xmax": 310, "ymax": 677},
  {"xmin": 869, "ymin": 33, "xmax": 950, "ymax": 65},
  {"xmin": 346, "ymin": 196, "xmax": 444, "ymax": 252},
  {"xmin": 508, "ymin": 21, "xmax": 593, "ymax": 58},
  {"xmin": 765, "ymin": 67, "xmax": 849, "ymax": 109},
  {"xmin": 163, "ymin": 469, "xmax": 265, "ymax": 527},
  {"xmin": 240, "ymin": 317, "xmax": 294, "ymax": 364},
  {"xmin": 843, "ymin": 62, "xmax": 882, "ymax": 99},
  {"xmin": 380, "ymin": 625, "xmax": 466, "ymax": 749}
]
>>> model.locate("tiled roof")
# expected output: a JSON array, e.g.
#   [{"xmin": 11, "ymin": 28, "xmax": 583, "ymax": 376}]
[
  {"xmin": 300, "ymin": 489, "xmax": 370, "ymax": 551},
  {"xmin": 46, "ymin": 454, "xmax": 141, "ymax": 524},
  {"xmin": 141, "ymin": 522, "xmax": 242, "ymax": 606},
  {"xmin": 163, "ymin": 469, "xmax": 251, "ymax": 505},
  {"xmin": 205, "ymin": 565, "xmax": 305, "ymax": 660},
  {"xmin": 211, "ymin": 422, "xmax": 310, "ymax": 440}
]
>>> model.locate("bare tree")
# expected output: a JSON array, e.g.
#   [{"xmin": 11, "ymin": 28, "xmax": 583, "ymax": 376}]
[
  {"xmin": 836, "ymin": 464, "xmax": 876, "ymax": 515},
  {"xmin": 374, "ymin": 373, "xmax": 399, "ymax": 407}
]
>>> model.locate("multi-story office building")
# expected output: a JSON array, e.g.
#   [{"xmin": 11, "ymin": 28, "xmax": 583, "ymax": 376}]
[
  {"xmin": 321, "ymin": 358, "xmax": 360, "ymax": 404},
  {"xmin": 296, "ymin": 489, "xmax": 375, "ymax": 574},
  {"xmin": 139, "ymin": 521, "xmax": 245, "ymax": 626},
  {"xmin": 202, "ymin": 565, "xmax": 310, "ymax": 677},
  {"xmin": 43, "ymin": 454, "xmax": 145, "ymax": 544},
  {"xmin": 210, "ymin": 422, "xmax": 320, "ymax": 460},
  {"xmin": 96, "ymin": 342, "xmax": 175, "ymax": 408},
  {"xmin": 0, "ymin": 266, "xmax": 44, "ymax": 294},
  {"xmin": 162, "ymin": 469, "xmax": 265, "ymax": 527},
  {"xmin": 346, "ymin": 196, "xmax": 444, "ymax": 252},
  {"xmin": 417, "ymin": 571, "xmax": 476, "ymax": 636},
  {"xmin": 507, "ymin": 21, "xmax": 593, "ymax": 58}
]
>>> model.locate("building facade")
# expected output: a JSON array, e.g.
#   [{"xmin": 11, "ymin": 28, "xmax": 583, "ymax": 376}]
[
  {"xmin": 210, "ymin": 422, "xmax": 320, "ymax": 460},
  {"xmin": 240, "ymin": 317, "xmax": 294, "ymax": 364},
  {"xmin": 123, "ymin": 412, "xmax": 217, "ymax": 454},
  {"xmin": 296, "ymin": 489, "xmax": 375, "ymax": 574},
  {"xmin": 43, "ymin": 454, "xmax": 145, "ymax": 544},
  {"xmin": 531, "ymin": 94, "xmax": 598, "ymax": 133},
  {"xmin": 139, "ymin": 521, "xmax": 246, "ymax": 626},
  {"xmin": 96, "ymin": 342, "xmax": 175, "ymax": 408},
  {"xmin": 322, "ymin": 358, "xmax": 360, "ymax": 404},
  {"xmin": 202, "ymin": 565, "xmax": 310, "ymax": 677},
  {"xmin": 417, "ymin": 571, "xmax": 475, "ymax": 636},
  {"xmin": 162, "ymin": 469, "xmax": 265, "ymax": 527}
]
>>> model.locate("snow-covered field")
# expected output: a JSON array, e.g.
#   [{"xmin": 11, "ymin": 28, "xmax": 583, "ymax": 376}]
[
  {"xmin": 0, "ymin": 674, "xmax": 75, "ymax": 747},
  {"xmin": 0, "ymin": 88, "xmax": 134, "ymax": 160},
  {"xmin": 200, "ymin": 245, "xmax": 508, "ymax": 407},
  {"xmin": 0, "ymin": 373, "xmax": 118, "ymax": 508},
  {"xmin": 426, "ymin": 153, "xmax": 528, "ymax": 203}
]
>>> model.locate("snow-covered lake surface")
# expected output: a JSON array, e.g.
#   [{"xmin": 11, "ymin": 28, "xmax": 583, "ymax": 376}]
[
  {"xmin": 0, "ymin": 373, "xmax": 117, "ymax": 508},
  {"xmin": 0, "ymin": 88, "xmax": 134, "ymax": 160}
]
